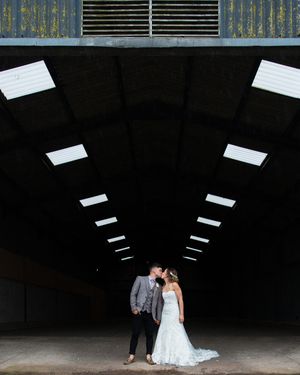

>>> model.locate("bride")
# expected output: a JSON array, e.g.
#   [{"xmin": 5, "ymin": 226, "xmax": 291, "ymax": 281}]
[{"xmin": 152, "ymin": 268, "xmax": 220, "ymax": 366}]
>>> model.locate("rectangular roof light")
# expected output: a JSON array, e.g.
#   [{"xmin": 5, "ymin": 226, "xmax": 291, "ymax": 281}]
[
  {"xmin": 252, "ymin": 60, "xmax": 300, "ymax": 99},
  {"xmin": 121, "ymin": 256, "xmax": 134, "ymax": 261},
  {"xmin": 107, "ymin": 235, "xmax": 126, "ymax": 243},
  {"xmin": 223, "ymin": 144, "xmax": 267, "ymax": 166},
  {"xmin": 80, "ymin": 194, "xmax": 108, "ymax": 207},
  {"xmin": 115, "ymin": 246, "xmax": 130, "ymax": 253},
  {"xmin": 206, "ymin": 193, "xmax": 236, "ymax": 208},
  {"xmin": 0, "ymin": 60, "xmax": 55, "ymax": 100},
  {"xmin": 190, "ymin": 235, "xmax": 210, "ymax": 243},
  {"xmin": 183, "ymin": 256, "xmax": 197, "ymax": 262},
  {"xmin": 46, "ymin": 144, "xmax": 88, "ymax": 166},
  {"xmin": 186, "ymin": 246, "xmax": 203, "ymax": 253},
  {"xmin": 197, "ymin": 216, "xmax": 221, "ymax": 227},
  {"xmin": 95, "ymin": 217, "xmax": 117, "ymax": 227}
]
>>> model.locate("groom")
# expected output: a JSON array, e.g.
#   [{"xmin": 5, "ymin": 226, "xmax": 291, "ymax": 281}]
[{"xmin": 124, "ymin": 262, "xmax": 163, "ymax": 365}]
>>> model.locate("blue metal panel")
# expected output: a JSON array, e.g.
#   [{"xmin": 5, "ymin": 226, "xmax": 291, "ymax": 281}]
[
  {"xmin": 220, "ymin": 0, "xmax": 300, "ymax": 38},
  {"xmin": 0, "ymin": 0, "xmax": 299, "ymax": 38},
  {"xmin": 0, "ymin": 0, "xmax": 81, "ymax": 38}
]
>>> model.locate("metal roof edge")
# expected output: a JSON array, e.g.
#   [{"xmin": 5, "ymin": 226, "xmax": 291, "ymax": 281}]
[{"xmin": 0, "ymin": 37, "xmax": 300, "ymax": 48}]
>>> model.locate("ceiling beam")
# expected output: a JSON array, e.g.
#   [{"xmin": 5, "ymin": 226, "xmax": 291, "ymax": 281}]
[
  {"xmin": 114, "ymin": 56, "xmax": 146, "ymax": 260},
  {"xmin": 0, "ymin": 101, "xmax": 298, "ymax": 157}
]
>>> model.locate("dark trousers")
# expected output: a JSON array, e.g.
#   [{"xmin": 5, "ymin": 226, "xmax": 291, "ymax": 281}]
[{"xmin": 129, "ymin": 311, "xmax": 155, "ymax": 355}]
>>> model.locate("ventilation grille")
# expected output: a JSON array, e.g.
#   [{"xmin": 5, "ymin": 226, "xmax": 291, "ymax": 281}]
[
  {"xmin": 152, "ymin": 1, "xmax": 219, "ymax": 36},
  {"xmin": 82, "ymin": 1, "xmax": 149, "ymax": 36},
  {"xmin": 82, "ymin": 0, "xmax": 219, "ymax": 37}
]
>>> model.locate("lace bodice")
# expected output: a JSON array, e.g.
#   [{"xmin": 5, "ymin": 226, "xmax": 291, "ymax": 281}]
[{"xmin": 162, "ymin": 290, "xmax": 177, "ymax": 302}]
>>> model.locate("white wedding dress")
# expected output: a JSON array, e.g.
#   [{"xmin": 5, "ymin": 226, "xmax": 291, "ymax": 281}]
[{"xmin": 152, "ymin": 291, "xmax": 220, "ymax": 366}]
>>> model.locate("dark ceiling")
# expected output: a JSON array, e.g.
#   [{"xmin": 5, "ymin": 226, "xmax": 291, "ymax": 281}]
[{"xmin": 0, "ymin": 47, "xmax": 300, "ymax": 285}]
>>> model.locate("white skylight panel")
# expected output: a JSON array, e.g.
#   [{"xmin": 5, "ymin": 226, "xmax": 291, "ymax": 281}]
[
  {"xmin": 223, "ymin": 144, "xmax": 268, "ymax": 166},
  {"xmin": 183, "ymin": 256, "xmax": 197, "ymax": 262},
  {"xmin": 107, "ymin": 235, "xmax": 126, "ymax": 243},
  {"xmin": 46, "ymin": 144, "xmax": 88, "ymax": 166},
  {"xmin": 252, "ymin": 60, "xmax": 300, "ymax": 99},
  {"xmin": 197, "ymin": 216, "xmax": 221, "ymax": 227},
  {"xmin": 95, "ymin": 217, "xmax": 117, "ymax": 227},
  {"xmin": 186, "ymin": 246, "xmax": 203, "ymax": 253},
  {"xmin": 0, "ymin": 60, "xmax": 55, "ymax": 100},
  {"xmin": 115, "ymin": 246, "xmax": 130, "ymax": 253},
  {"xmin": 206, "ymin": 194, "xmax": 236, "ymax": 208},
  {"xmin": 190, "ymin": 235, "xmax": 210, "ymax": 243},
  {"xmin": 80, "ymin": 194, "xmax": 108, "ymax": 207},
  {"xmin": 121, "ymin": 256, "xmax": 134, "ymax": 261}
]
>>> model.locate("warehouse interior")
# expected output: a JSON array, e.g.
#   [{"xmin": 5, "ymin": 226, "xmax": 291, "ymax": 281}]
[{"xmin": 0, "ymin": 45, "xmax": 299, "ymax": 373}]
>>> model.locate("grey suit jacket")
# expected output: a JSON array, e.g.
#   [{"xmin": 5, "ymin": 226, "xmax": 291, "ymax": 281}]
[{"xmin": 130, "ymin": 276, "xmax": 163, "ymax": 321}]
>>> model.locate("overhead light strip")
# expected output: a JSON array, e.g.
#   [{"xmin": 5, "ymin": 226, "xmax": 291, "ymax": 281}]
[
  {"xmin": 197, "ymin": 216, "xmax": 221, "ymax": 227},
  {"xmin": 206, "ymin": 193, "xmax": 236, "ymax": 208},
  {"xmin": 252, "ymin": 60, "xmax": 300, "ymax": 99},
  {"xmin": 121, "ymin": 256, "xmax": 134, "ymax": 261},
  {"xmin": 186, "ymin": 247, "xmax": 203, "ymax": 253},
  {"xmin": 46, "ymin": 144, "xmax": 88, "ymax": 166},
  {"xmin": 223, "ymin": 144, "xmax": 268, "ymax": 166},
  {"xmin": 0, "ymin": 60, "xmax": 55, "ymax": 100},
  {"xmin": 190, "ymin": 235, "xmax": 210, "ymax": 243},
  {"xmin": 107, "ymin": 235, "xmax": 126, "ymax": 243},
  {"xmin": 183, "ymin": 256, "xmax": 197, "ymax": 262},
  {"xmin": 95, "ymin": 217, "xmax": 117, "ymax": 227},
  {"xmin": 80, "ymin": 194, "xmax": 108, "ymax": 207},
  {"xmin": 115, "ymin": 246, "xmax": 130, "ymax": 253}
]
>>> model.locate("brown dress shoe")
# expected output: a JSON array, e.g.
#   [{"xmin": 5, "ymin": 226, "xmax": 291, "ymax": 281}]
[
  {"xmin": 123, "ymin": 356, "xmax": 135, "ymax": 365},
  {"xmin": 146, "ymin": 355, "xmax": 155, "ymax": 365}
]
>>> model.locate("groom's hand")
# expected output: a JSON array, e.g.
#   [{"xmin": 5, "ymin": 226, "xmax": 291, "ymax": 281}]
[
  {"xmin": 154, "ymin": 320, "xmax": 160, "ymax": 325},
  {"xmin": 132, "ymin": 309, "xmax": 140, "ymax": 315}
]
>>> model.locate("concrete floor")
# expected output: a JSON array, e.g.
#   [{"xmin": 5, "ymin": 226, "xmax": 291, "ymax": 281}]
[{"xmin": 0, "ymin": 318, "xmax": 299, "ymax": 374}]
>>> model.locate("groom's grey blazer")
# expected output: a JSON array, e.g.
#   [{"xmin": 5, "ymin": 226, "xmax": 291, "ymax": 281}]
[{"xmin": 130, "ymin": 276, "xmax": 163, "ymax": 321}]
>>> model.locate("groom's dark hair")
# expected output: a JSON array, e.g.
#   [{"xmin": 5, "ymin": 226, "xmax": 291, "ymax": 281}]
[{"xmin": 149, "ymin": 262, "xmax": 162, "ymax": 271}]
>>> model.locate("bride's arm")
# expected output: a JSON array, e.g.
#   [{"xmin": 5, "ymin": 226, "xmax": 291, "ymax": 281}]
[{"xmin": 173, "ymin": 282, "xmax": 184, "ymax": 323}]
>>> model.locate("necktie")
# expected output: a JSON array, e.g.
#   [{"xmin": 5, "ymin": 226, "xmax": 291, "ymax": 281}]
[{"xmin": 150, "ymin": 279, "xmax": 155, "ymax": 288}]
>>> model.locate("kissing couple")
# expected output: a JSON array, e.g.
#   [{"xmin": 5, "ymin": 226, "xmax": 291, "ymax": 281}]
[{"xmin": 124, "ymin": 262, "xmax": 220, "ymax": 367}]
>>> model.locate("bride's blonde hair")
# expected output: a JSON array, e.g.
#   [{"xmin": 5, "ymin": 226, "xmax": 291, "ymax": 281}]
[{"xmin": 166, "ymin": 267, "xmax": 179, "ymax": 283}]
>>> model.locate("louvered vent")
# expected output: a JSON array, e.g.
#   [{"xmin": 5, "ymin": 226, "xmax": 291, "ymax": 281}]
[
  {"xmin": 82, "ymin": 0, "xmax": 219, "ymax": 37},
  {"xmin": 152, "ymin": 1, "xmax": 219, "ymax": 36},
  {"xmin": 82, "ymin": 1, "xmax": 149, "ymax": 36}
]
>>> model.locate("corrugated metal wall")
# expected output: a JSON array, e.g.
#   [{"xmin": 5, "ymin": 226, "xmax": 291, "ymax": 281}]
[
  {"xmin": 0, "ymin": 0, "xmax": 81, "ymax": 37},
  {"xmin": 220, "ymin": 0, "xmax": 300, "ymax": 38},
  {"xmin": 0, "ymin": 0, "xmax": 299, "ymax": 38}
]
